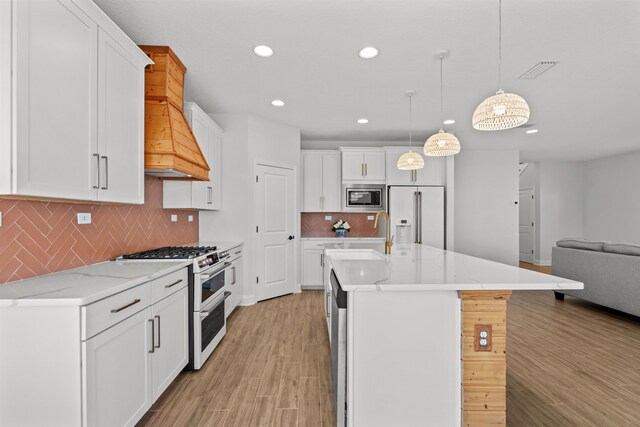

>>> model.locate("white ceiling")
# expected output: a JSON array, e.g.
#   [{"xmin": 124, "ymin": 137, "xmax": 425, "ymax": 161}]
[{"xmin": 96, "ymin": 0, "xmax": 640, "ymax": 162}]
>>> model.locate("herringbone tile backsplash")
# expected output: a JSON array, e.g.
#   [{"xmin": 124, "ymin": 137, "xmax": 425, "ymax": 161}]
[
  {"xmin": 0, "ymin": 177, "xmax": 198, "ymax": 284},
  {"xmin": 301, "ymin": 212, "xmax": 384, "ymax": 238}
]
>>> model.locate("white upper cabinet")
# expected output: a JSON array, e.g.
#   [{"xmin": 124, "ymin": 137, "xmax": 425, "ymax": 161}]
[
  {"xmin": 302, "ymin": 150, "xmax": 341, "ymax": 212},
  {"xmin": 340, "ymin": 148, "xmax": 386, "ymax": 183},
  {"xmin": 163, "ymin": 102, "xmax": 223, "ymax": 211},
  {"xmin": 0, "ymin": 0, "xmax": 151, "ymax": 203},
  {"xmin": 385, "ymin": 147, "xmax": 445, "ymax": 186}
]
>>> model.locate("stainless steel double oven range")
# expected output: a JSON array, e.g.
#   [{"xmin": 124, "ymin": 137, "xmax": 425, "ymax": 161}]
[{"xmin": 119, "ymin": 246, "xmax": 232, "ymax": 370}]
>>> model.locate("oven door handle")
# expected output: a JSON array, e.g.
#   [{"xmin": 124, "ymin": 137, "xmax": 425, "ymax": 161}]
[
  {"xmin": 200, "ymin": 262, "xmax": 232, "ymax": 279},
  {"xmin": 200, "ymin": 291, "xmax": 232, "ymax": 319}
]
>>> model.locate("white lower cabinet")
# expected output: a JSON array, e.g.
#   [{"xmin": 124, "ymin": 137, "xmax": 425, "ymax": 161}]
[
  {"xmin": 83, "ymin": 307, "xmax": 153, "ymax": 427},
  {"xmin": 0, "ymin": 267, "xmax": 188, "ymax": 427},
  {"xmin": 302, "ymin": 249, "xmax": 325, "ymax": 288},
  {"xmin": 226, "ymin": 245, "xmax": 244, "ymax": 316}
]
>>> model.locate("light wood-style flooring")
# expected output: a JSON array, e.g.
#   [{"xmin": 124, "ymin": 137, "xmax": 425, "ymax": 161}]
[
  {"xmin": 137, "ymin": 291, "xmax": 334, "ymax": 427},
  {"xmin": 138, "ymin": 266, "xmax": 640, "ymax": 426}
]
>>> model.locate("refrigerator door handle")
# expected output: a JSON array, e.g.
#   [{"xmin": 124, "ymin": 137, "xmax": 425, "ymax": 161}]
[
  {"xmin": 413, "ymin": 191, "xmax": 420, "ymax": 243},
  {"xmin": 417, "ymin": 191, "xmax": 423, "ymax": 244}
]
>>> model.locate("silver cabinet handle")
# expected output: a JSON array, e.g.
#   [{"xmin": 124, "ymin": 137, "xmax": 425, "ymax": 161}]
[
  {"xmin": 321, "ymin": 253, "xmax": 324, "ymax": 267},
  {"xmin": 207, "ymin": 187, "xmax": 213, "ymax": 204},
  {"xmin": 110, "ymin": 298, "xmax": 141, "ymax": 313},
  {"xmin": 234, "ymin": 251, "xmax": 242, "ymax": 255},
  {"xmin": 154, "ymin": 315, "xmax": 161, "ymax": 349},
  {"xmin": 93, "ymin": 153, "xmax": 100, "ymax": 189},
  {"xmin": 232, "ymin": 266, "xmax": 237, "ymax": 285},
  {"xmin": 365, "ymin": 163, "xmax": 368, "ymax": 177},
  {"xmin": 100, "ymin": 156, "xmax": 109, "ymax": 189},
  {"xmin": 200, "ymin": 261, "xmax": 232, "ymax": 279},
  {"xmin": 148, "ymin": 318, "xmax": 155, "ymax": 353},
  {"xmin": 361, "ymin": 163, "xmax": 364, "ymax": 177},
  {"xmin": 326, "ymin": 291, "xmax": 331, "ymax": 318},
  {"xmin": 165, "ymin": 279, "xmax": 183, "ymax": 288}
]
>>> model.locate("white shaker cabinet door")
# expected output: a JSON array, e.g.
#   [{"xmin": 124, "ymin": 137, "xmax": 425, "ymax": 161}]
[
  {"xmin": 322, "ymin": 153, "xmax": 341, "ymax": 212},
  {"xmin": 363, "ymin": 151, "xmax": 386, "ymax": 181},
  {"xmin": 97, "ymin": 28, "xmax": 145, "ymax": 204},
  {"xmin": 151, "ymin": 287, "xmax": 189, "ymax": 401},
  {"xmin": 302, "ymin": 249, "xmax": 324, "ymax": 287},
  {"xmin": 188, "ymin": 109, "xmax": 211, "ymax": 210},
  {"xmin": 302, "ymin": 153, "xmax": 323, "ymax": 212},
  {"xmin": 82, "ymin": 307, "xmax": 153, "ymax": 427},
  {"xmin": 341, "ymin": 151, "xmax": 365, "ymax": 181},
  {"xmin": 415, "ymin": 157, "xmax": 445, "ymax": 186},
  {"xmin": 14, "ymin": 0, "xmax": 98, "ymax": 200},
  {"xmin": 208, "ymin": 129, "xmax": 222, "ymax": 210}
]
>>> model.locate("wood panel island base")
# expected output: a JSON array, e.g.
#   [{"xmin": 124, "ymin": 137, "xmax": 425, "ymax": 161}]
[{"xmin": 324, "ymin": 244, "xmax": 582, "ymax": 427}]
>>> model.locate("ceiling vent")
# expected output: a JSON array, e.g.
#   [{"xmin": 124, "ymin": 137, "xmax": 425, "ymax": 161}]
[{"xmin": 518, "ymin": 61, "xmax": 558, "ymax": 79}]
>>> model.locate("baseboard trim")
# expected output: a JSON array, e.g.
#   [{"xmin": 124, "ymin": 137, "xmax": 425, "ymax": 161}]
[
  {"xmin": 301, "ymin": 285, "xmax": 323, "ymax": 291},
  {"xmin": 294, "ymin": 284, "xmax": 303, "ymax": 294},
  {"xmin": 534, "ymin": 259, "xmax": 552, "ymax": 267},
  {"xmin": 239, "ymin": 295, "xmax": 256, "ymax": 306}
]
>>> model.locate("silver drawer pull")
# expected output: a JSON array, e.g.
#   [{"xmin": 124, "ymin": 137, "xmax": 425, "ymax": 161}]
[
  {"xmin": 165, "ymin": 279, "xmax": 183, "ymax": 288},
  {"xmin": 154, "ymin": 315, "xmax": 161, "ymax": 349},
  {"xmin": 235, "ymin": 251, "xmax": 241, "ymax": 255},
  {"xmin": 148, "ymin": 319, "xmax": 155, "ymax": 353},
  {"xmin": 110, "ymin": 298, "xmax": 141, "ymax": 313}
]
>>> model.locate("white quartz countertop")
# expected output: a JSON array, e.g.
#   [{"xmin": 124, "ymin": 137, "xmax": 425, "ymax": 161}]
[
  {"xmin": 0, "ymin": 261, "xmax": 189, "ymax": 307},
  {"xmin": 326, "ymin": 243, "xmax": 584, "ymax": 292}
]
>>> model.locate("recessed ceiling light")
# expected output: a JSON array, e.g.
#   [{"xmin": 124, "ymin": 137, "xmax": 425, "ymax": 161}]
[
  {"xmin": 443, "ymin": 119, "xmax": 455, "ymax": 125},
  {"xmin": 357, "ymin": 118, "xmax": 369, "ymax": 124},
  {"xmin": 358, "ymin": 47, "xmax": 379, "ymax": 59},
  {"xmin": 526, "ymin": 129, "xmax": 538, "ymax": 134},
  {"xmin": 253, "ymin": 45, "xmax": 274, "ymax": 57},
  {"xmin": 271, "ymin": 99, "xmax": 284, "ymax": 107}
]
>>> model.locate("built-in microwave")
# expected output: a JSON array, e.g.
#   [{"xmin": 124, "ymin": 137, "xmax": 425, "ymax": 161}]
[{"xmin": 342, "ymin": 184, "xmax": 386, "ymax": 212}]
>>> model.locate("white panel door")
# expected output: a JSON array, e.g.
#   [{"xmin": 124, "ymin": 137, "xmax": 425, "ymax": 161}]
[
  {"xmin": 82, "ymin": 307, "xmax": 153, "ymax": 427},
  {"xmin": 151, "ymin": 287, "xmax": 189, "ymax": 401},
  {"xmin": 363, "ymin": 151, "xmax": 386, "ymax": 181},
  {"xmin": 15, "ymin": 0, "xmax": 98, "ymax": 200},
  {"xmin": 322, "ymin": 153, "xmax": 341, "ymax": 211},
  {"xmin": 255, "ymin": 164, "xmax": 296, "ymax": 301},
  {"xmin": 342, "ymin": 152, "xmax": 364, "ymax": 181},
  {"xmin": 97, "ymin": 28, "xmax": 144, "ymax": 204},
  {"xmin": 420, "ymin": 186, "xmax": 445, "ymax": 249},
  {"xmin": 519, "ymin": 189, "xmax": 535, "ymax": 263},
  {"xmin": 302, "ymin": 153, "xmax": 323, "ymax": 211}
]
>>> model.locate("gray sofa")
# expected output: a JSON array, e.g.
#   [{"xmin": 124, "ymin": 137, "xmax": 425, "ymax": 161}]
[{"xmin": 552, "ymin": 239, "xmax": 640, "ymax": 317}]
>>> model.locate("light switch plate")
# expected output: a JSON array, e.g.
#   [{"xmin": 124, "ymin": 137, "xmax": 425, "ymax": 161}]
[
  {"xmin": 367, "ymin": 215, "xmax": 374, "ymax": 221},
  {"xmin": 188, "ymin": 215, "xmax": 194, "ymax": 222},
  {"xmin": 324, "ymin": 215, "xmax": 332, "ymax": 221},
  {"xmin": 77, "ymin": 213, "xmax": 91, "ymax": 225},
  {"xmin": 170, "ymin": 214, "xmax": 178, "ymax": 222}
]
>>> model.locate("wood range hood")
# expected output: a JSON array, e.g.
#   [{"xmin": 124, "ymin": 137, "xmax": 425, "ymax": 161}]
[{"xmin": 140, "ymin": 45, "xmax": 209, "ymax": 181}]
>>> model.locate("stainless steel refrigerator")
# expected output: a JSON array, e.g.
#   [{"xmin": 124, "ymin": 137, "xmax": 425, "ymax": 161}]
[{"xmin": 387, "ymin": 186, "xmax": 445, "ymax": 248}]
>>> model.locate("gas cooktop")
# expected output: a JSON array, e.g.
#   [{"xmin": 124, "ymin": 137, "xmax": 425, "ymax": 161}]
[{"xmin": 120, "ymin": 246, "xmax": 217, "ymax": 260}]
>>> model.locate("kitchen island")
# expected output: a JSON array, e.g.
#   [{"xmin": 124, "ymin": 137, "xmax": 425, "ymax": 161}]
[{"xmin": 324, "ymin": 243, "xmax": 583, "ymax": 427}]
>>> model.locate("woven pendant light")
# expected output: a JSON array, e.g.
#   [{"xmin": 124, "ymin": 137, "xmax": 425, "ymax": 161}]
[
  {"xmin": 424, "ymin": 50, "xmax": 460, "ymax": 157},
  {"xmin": 397, "ymin": 91, "xmax": 424, "ymax": 170},
  {"xmin": 472, "ymin": 0, "xmax": 530, "ymax": 131}
]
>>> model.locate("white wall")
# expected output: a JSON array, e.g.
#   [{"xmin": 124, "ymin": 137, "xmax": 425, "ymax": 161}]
[
  {"xmin": 537, "ymin": 162, "xmax": 583, "ymax": 264},
  {"xmin": 454, "ymin": 150, "xmax": 519, "ymax": 266},
  {"xmin": 200, "ymin": 114, "xmax": 300, "ymax": 305},
  {"xmin": 583, "ymin": 149, "xmax": 640, "ymax": 243}
]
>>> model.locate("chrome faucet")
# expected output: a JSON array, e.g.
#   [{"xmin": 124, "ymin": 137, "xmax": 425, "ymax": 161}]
[{"xmin": 374, "ymin": 209, "xmax": 393, "ymax": 254}]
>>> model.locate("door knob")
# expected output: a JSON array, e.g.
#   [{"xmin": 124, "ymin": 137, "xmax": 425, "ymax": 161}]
[{"xmin": 288, "ymin": 235, "xmax": 295, "ymax": 240}]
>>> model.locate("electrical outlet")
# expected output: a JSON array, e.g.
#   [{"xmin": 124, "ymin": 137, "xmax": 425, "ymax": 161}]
[
  {"xmin": 324, "ymin": 215, "xmax": 332, "ymax": 221},
  {"xmin": 474, "ymin": 324, "xmax": 492, "ymax": 352},
  {"xmin": 170, "ymin": 214, "xmax": 178, "ymax": 222},
  {"xmin": 367, "ymin": 215, "xmax": 374, "ymax": 221},
  {"xmin": 77, "ymin": 213, "xmax": 92, "ymax": 225},
  {"xmin": 188, "ymin": 215, "xmax": 194, "ymax": 222}
]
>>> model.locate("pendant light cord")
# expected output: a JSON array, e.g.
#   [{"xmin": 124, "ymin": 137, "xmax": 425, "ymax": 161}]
[
  {"xmin": 440, "ymin": 55, "xmax": 444, "ymax": 122},
  {"xmin": 409, "ymin": 93, "xmax": 413, "ymax": 148},
  {"xmin": 498, "ymin": 0, "xmax": 502, "ymax": 89}
]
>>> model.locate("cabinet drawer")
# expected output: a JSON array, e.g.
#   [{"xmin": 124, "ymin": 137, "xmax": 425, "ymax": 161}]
[
  {"xmin": 228, "ymin": 246, "xmax": 243, "ymax": 260},
  {"xmin": 151, "ymin": 268, "xmax": 188, "ymax": 304},
  {"xmin": 82, "ymin": 282, "xmax": 152, "ymax": 340},
  {"xmin": 302, "ymin": 240, "xmax": 333, "ymax": 250}
]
